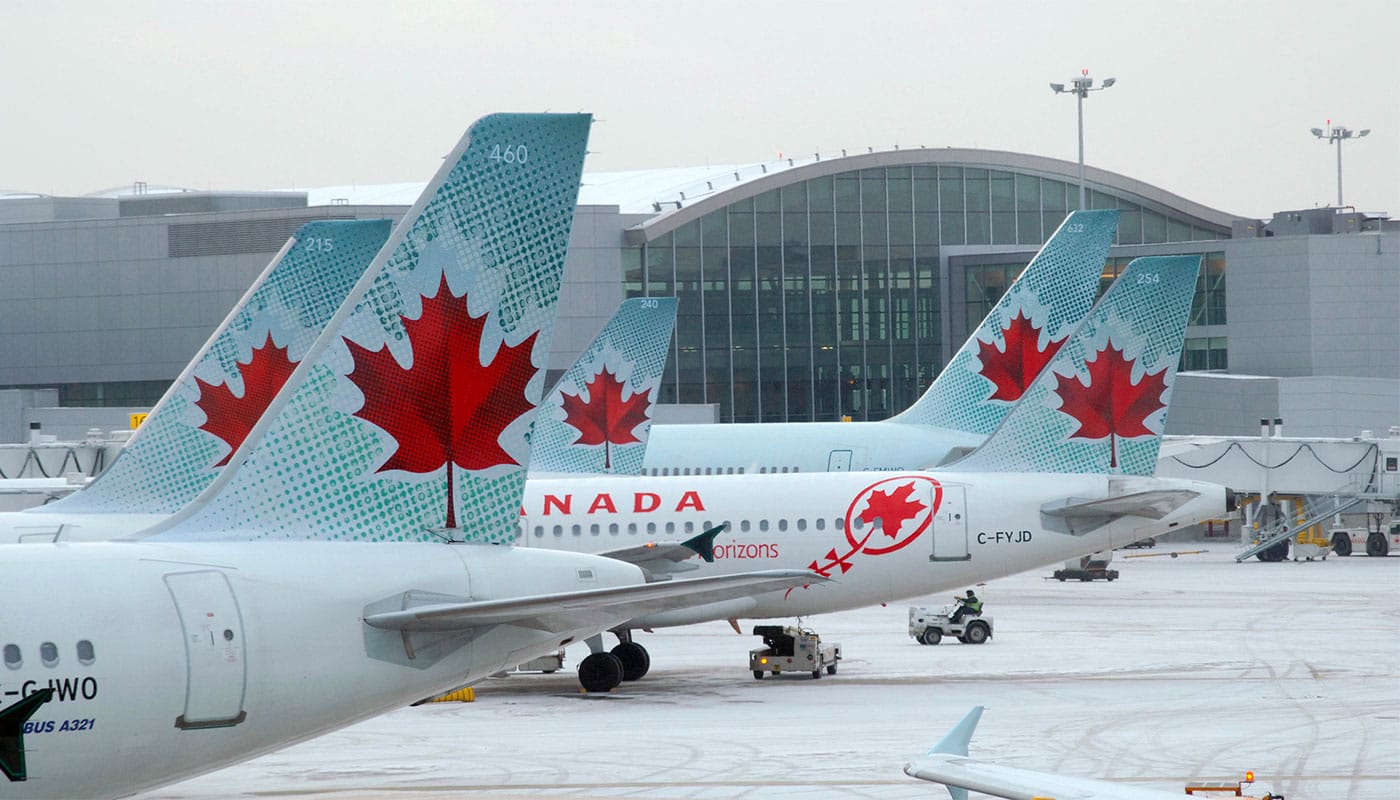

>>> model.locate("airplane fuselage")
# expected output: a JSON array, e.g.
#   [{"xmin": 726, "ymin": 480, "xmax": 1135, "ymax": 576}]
[
  {"xmin": 518, "ymin": 471, "xmax": 1225, "ymax": 626},
  {"xmin": 1, "ymin": 541, "xmax": 641, "ymax": 799},
  {"xmin": 640, "ymin": 421, "xmax": 985, "ymax": 475}
]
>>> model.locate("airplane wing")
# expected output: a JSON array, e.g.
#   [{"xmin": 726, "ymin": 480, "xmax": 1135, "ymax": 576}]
[
  {"xmin": 363, "ymin": 569, "xmax": 822, "ymax": 633},
  {"xmin": 593, "ymin": 525, "xmax": 723, "ymax": 580},
  {"xmin": 1041, "ymin": 489, "xmax": 1201, "ymax": 534},
  {"xmin": 904, "ymin": 707, "xmax": 1234, "ymax": 800},
  {"xmin": 905, "ymin": 753, "xmax": 1182, "ymax": 800}
]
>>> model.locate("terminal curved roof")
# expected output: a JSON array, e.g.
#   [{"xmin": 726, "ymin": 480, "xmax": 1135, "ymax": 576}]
[{"xmin": 301, "ymin": 147, "xmax": 1240, "ymax": 241}]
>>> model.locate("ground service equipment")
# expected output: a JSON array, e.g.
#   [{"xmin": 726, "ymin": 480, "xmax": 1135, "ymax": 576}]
[
  {"xmin": 908, "ymin": 605, "xmax": 993, "ymax": 645},
  {"xmin": 749, "ymin": 625, "xmax": 840, "ymax": 679}
]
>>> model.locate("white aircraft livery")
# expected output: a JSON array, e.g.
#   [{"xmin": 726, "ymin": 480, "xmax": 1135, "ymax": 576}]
[
  {"xmin": 904, "ymin": 707, "xmax": 1284, "ymax": 800},
  {"xmin": 515, "ymin": 254, "xmax": 1229, "ymax": 691},
  {"xmin": 0, "ymin": 114, "xmax": 815, "ymax": 800},
  {"xmin": 638, "ymin": 209, "xmax": 1122, "ymax": 475}
]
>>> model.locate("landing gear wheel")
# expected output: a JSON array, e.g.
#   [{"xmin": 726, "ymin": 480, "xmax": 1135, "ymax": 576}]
[
  {"xmin": 963, "ymin": 622, "xmax": 990, "ymax": 644},
  {"xmin": 610, "ymin": 641, "xmax": 650, "ymax": 681},
  {"xmin": 1367, "ymin": 533, "xmax": 1389, "ymax": 557},
  {"xmin": 578, "ymin": 652, "xmax": 624, "ymax": 693},
  {"xmin": 919, "ymin": 628, "xmax": 941, "ymax": 646}
]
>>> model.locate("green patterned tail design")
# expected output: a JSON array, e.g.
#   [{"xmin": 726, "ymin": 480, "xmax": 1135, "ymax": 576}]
[
  {"xmin": 947, "ymin": 255, "xmax": 1201, "ymax": 476},
  {"xmin": 153, "ymin": 115, "xmax": 591, "ymax": 543},
  {"xmin": 891, "ymin": 210, "xmax": 1119, "ymax": 434},
  {"xmin": 44, "ymin": 219, "xmax": 391, "ymax": 515},
  {"xmin": 530, "ymin": 297, "xmax": 678, "ymax": 475}
]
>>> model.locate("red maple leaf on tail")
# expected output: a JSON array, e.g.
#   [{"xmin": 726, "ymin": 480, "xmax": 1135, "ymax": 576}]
[
  {"xmin": 195, "ymin": 333, "xmax": 298, "ymax": 467},
  {"xmin": 977, "ymin": 311, "xmax": 1066, "ymax": 402},
  {"xmin": 1053, "ymin": 342, "xmax": 1168, "ymax": 468},
  {"xmin": 857, "ymin": 482, "xmax": 928, "ymax": 541},
  {"xmin": 559, "ymin": 367, "xmax": 652, "ymax": 470},
  {"xmin": 345, "ymin": 275, "xmax": 539, "ymax": 528}
]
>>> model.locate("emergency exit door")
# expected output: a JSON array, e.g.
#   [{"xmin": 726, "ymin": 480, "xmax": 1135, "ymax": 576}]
[
  {"xmin": 165, "ymin": 571, "xmax": 248, "ymax": 729},
  {"xmin": 930, "ymin": 485, "xmax": 970, "ymax": 561},
  {"xmin": 827, "ymin": 450, "xmax": 853, "ymax": 471}
]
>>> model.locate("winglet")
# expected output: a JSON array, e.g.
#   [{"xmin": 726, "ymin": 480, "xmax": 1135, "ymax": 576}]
[
  {"xmin": 0, "ymin": 688, "xmax": 54, "ymax": 781},
  {"xmin": 929, "ymin": 706, "xmax": 983, "ymax": 757},
  {"xmin": 905, "ymin": 706, "xmax": 984, "ymax": 800},
  {"xmin": 681, "ymin": 524, "xmax": 725, "ymax": 563}
]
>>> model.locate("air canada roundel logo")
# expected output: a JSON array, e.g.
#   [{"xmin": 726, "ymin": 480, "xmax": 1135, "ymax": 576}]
[{"xmin": 803, "ymin": 475, "xmax": 943, "ymax": 582}]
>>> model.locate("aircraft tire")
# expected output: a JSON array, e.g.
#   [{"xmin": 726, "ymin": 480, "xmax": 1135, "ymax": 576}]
[
  {"xmin": 578, "ymin": 652, "xmax": 624, "ymax": 693},
  {"xmin": 611, "ymin": 641, "xmax": 650, "ymax": 681}
]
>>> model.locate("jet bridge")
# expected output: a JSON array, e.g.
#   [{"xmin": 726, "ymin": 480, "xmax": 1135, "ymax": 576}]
[{"xmin": 1155, "ymin": 424, "xmax": 1400, "ymax": 560}]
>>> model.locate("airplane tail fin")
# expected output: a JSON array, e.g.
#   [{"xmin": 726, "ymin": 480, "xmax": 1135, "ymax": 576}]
[
  {"xmin": 530, "ymin": 297, "xmax": 678, "ymax": 475},
  {"xmin": 45, "ymin": 219, "xmax": 391, "ymax": 515},
  {"xmin": 890, "ymin": 210, "xmax": 1119, "ymax": 434},
  {"xmin": 150, "ymin": 114, "xmax": 592, "ymax": 543},
  {"xmin": 946, "ymin": 255, "xmax": 1201, "ymax": 476}
]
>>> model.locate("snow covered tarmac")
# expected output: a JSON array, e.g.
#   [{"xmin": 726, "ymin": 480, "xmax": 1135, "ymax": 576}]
[{"xmin": 144, "ymin": 548, "xmax": 1399, "ymax": 800}]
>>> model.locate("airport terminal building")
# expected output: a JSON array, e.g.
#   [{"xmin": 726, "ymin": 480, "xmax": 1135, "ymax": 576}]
[{"xmin": 0, "ymin": 147, "xmax": 1394, "ymax": 442}]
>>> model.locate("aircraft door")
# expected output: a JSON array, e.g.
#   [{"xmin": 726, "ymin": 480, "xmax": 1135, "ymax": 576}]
[
  {"xmin": 828, "ymin": 450, "xmax": 853, "ymax": 472},
  {"xmin": 164, "ymin": 570, "xmax": 248, "ymax": 729},
  {"xmin": 930, "ymin": 485, "xmax": 970, "ymax": 561}
]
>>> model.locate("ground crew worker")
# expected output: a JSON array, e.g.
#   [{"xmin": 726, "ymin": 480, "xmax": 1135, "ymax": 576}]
[{"xmin": 950, "ymin": 589, "xmax": 982, "ymax": 624}]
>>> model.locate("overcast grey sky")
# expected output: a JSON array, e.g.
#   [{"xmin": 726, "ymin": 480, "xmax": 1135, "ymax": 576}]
[{"xmin": 3, "ymin": 1, "xmax": 1395, "ymax": 220}]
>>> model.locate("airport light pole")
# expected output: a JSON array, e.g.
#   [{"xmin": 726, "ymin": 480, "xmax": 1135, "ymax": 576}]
[
  {"xmin": 1050, "ymin": 70, "xmax": 1116, "ymax": 210},
  {"xmin": 1310, "ymin": 121, "xmax": 1370, "ymax": 207}
]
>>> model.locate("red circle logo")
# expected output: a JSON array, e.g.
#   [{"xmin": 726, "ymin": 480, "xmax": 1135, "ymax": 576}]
[{"xmin": 843, "ymin": 475, "xmax": 943, "ymax": 557}]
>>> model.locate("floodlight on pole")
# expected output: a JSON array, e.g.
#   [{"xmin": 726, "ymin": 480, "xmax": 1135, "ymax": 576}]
[
  {"xmin": 1312, "ymin": 120, "xmax": 1371, "ymax": 207},
  {"xmin": 1050, "ymin": 69, "xmax": 1116, "ymax": 210}
]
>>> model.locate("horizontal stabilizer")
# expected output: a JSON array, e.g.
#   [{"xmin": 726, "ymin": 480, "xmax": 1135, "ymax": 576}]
[
  {"xmin": 1042, "ymin": 489, "xmax": 1201, "ymax": 530},
  {"xmin": 364, "ymin": 570, "xmax": 824, "ymax": 633}
]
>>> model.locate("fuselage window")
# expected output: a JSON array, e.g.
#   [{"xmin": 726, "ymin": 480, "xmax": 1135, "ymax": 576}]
[
  {"xmin": 627, "ymin": 522, "xmax": 638, "ymax": 535},
  {"xmin": 76, "ymin": 640, "xmax": 95, "ymax": 666},
  {"xmin": 852, "ymin": 517, "xmax": 866, "ymax": 530},
  {"xmin": 647, "ymin": 522, "xmax": 658, "ymax": 535},
  {"xmin": 793, "ymin": 466, "xmax": 800, "ymax": 473},
  {"xmin": 726, "ymin": 467, "xmax": 735, "ymax": 474},
  {"xmin": 683, "ymin": 468, "xmax": 691, "ymax": 476},
  {"xmin": 590, "ymin": 524, "xmax": 600, "ymax": 536},
  {"xmin": 684, "ymin": 521, "xmax": 694, "ymax": 533},
  {"xmin": 533, "ymin": 525, "xmax": 544, "ymax": 538},
  {"xmin": 553, "ymin": 525, "xmax": 564, "ymax": 537},
  {"xmin": 608, "ymin": 523, "xmax": 619, "ymax": 535},
  {"xmin": 665, "ymin": 521, "xmax": 676, "ymax": 534},
  {"xmin": 780, "ymin": 466, "xmax": 789, "ymax": 473},
  {"xmin": 740, "ymin": 519, "xmax": 751, "ymax": 533},
  {"xmin": 704, "ymin": 467, "xmax": 713, "ymax": 475},
  {"xmin": 759, "ymin": 519, "xmax": 770, "ymax": 532},
  {"xmin": 40, "ymin": 642, "xmax": 58, "ymax": 668},
  {"xmin": 777, "ymin": 519, "xmax": 788, "ymax": 532},
  {"xmin": 738, "ymin": 467, "xmax": 745, "ymax": 474},
  {"xmin": 758, "ymin": 466, "xmax": 767, "ymax": 474},
  {"xmin": 3, "ymin": 644, "xmax": 20, "ymax": 669},
  {"xmin": 815, "ymin": 518, "xmax": 826, "ymax": 531},
  {"xmin": 571, "ymin": 524, "xmax": 582, "ymax": 536},
  {"xmin": 797, "ymin": 518, "xmax": 807, "ymax": 532},
  {"xmin": 835, "ymin": 517, "xmax": 845, "ymax": 530}
]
